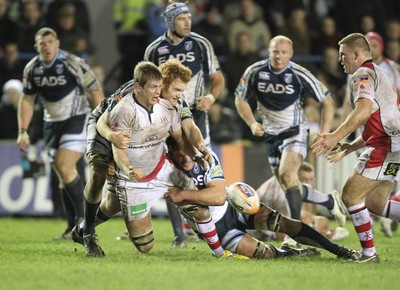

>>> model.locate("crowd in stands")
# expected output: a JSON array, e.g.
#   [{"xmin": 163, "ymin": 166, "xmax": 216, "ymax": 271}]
[{"xmin": 1, "ymin": 0, "xmax": 400, "ymax": 144}]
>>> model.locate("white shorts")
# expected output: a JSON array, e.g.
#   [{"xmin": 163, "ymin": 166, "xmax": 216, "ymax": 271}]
[
  {"xmin": 355, "ymin": 147, "xmax": 400, "ymax": 182},
  {"xmin": 114, "ymin": 159, "xmax": 196, "ymax": 221},
  {"xmin": 265, "ymin": 125, "xmax": 308, "ymax": 172}
]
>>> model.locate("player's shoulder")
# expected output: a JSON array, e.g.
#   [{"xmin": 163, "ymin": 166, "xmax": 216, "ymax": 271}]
[
  {"xmin": 23, "ymin": 55, "xmax": 40, "ymax": 73},
  {"xmin": 289, "ymin": 61, "xmax": 313, "ymax": 76},
  {"xmin": 244, "ymin": 59, "xmax": 268, "ymax": 76}
]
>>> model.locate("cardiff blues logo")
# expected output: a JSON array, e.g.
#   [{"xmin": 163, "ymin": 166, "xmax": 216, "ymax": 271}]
[
  {"xmin": 284, "ymin": 73, "xmax": 293, "ymax": 83},
  {"xmin": 56, "ymin": 64, "xmax": 64, "ymax": 74},
  {"xmin": 185, "ymin": 41, "xmax": 193, "ymax": 51},
  {"xmin": 193, "ymin": 163, "xmax": 200, "ymax": 174},
  {"xmin": 259, "ymin": 71, "xmax": 270, "ymax": 80}
]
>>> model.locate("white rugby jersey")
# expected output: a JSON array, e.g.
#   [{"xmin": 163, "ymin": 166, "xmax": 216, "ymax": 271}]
[
  {"xmin": 378, "ymin": 58, "xmax": 400, "ymax": 91},
  {"xmin": 23, "ymin": 50, "xmax": 95, "ymax": 122},
  {"xmin": 108, "ymin": 96, "xmax": 181, "ymax": 179},
  {"xmin": 349, "ymin": 60, "xmax": 400, "ymax": 152},
  {"xmin": 235, "ymin": 60, "xmax": 330, "ymax": 135}
]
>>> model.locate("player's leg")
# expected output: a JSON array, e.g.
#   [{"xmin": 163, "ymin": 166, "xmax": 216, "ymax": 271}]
[
  {"xmin": 126, "ymin": 213, "xmax": 154, "ymax": 253},
  {"xmin": 278, "ymin": 151, "xmax": 303, "ymax": 219},
  {"xmin": 183, "ymin": 206, "xmax": 224, "ymax": 257},
  {"xmin": 254, "ymin": 205, "xmax": 360, "ymax": 260},
  {"xmin": 166, "ymin": 199, "xmax": 186, "ymax": 247}
]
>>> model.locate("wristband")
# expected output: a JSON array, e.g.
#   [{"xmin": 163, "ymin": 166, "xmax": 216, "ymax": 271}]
[
  {"xmin": 19, "ymin": 128, "xmax": 27, "ymax": 134},
  {"xmin": 205, "ymin": 93, "xmax": 215, "ymax": 103}
]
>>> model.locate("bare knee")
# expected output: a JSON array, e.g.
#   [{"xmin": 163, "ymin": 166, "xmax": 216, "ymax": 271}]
[{"xmin": 130, "ymin": 230, "xmax": 154, "ymax": 253}]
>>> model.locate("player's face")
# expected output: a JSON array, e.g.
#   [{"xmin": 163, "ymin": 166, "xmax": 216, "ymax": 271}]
[
  {"xmin": 170, "ymin": 147, "xmax": 194, "ymax": 171},
  {"xmin": 268, "ymin": 40, "xmax": 293, "ymax": 72},
  {"xmin": 174, "ymin": 13, "xmax": 191, "ymax": 37},
  {"xmin": 298, "ymin": 170, "xmax": 315, "ymax": 186},
  {"xmin": 138, "ymin": 79, "xmax": 163, "ymax": 108},
  {"xmin": 162, "ymin": 78, "xmax": 187, "ymax": 107},
  {"xmin": 367, "ymin": 39, "xmax": 382, "ymax": 61},
  {"xmin": 338, "ymin": 44, "xmax": 356, "ymax": 74},
  {"xmin": 35, "ymin": 34, "xmax": 59, "ymax": 64}
]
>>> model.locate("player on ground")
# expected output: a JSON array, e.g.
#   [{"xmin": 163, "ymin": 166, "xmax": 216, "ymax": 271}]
[
  {"xmin": 312, "ymin": 33, "xmax": 400, "ymax": 263},
  {"xmin": 164, "ymin": 138, "xmax": 360, "ymax": 260},
  {"xmin": 17, "ymin": 27, "xmax": 104, "ymax": 240}
]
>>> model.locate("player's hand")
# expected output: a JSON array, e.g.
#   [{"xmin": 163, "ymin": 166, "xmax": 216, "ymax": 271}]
[
  {"xmin": 16, "ymin": 131, "xmax": 30, "ymax": 153},
  {"xmin": 196, "ymin": 94, "xmax": 214, "ymax": 111},
  {"xmin": 109, "ymin": 131, "xmax": 131, "ymax": 149},
  {"xmin": 311, "ymin": 132, "xmax": 339, "ymax": 156},
  {"xmin": 326, "ymin": 143, "xmax": 351, "ymax": 163},
  {"xmin": 107, "ymin": 161, "xmax": 117, "ymax": 176},
  {"xmin": 193, "ymin": 155, "xmax": 209, "ymax": 170},
  {"xmin": 197, "ymin": 143, "xmax": 214, "ymax": 167},
  {"xmin": 164, "ymin": 186, "xmax": 185, "ymax": 204},
  {"xmin": 250, "ymin": 121, "xmax": 265, "ymax": 137},
  {"xmin": 128, "ymin": 166, "xmax": 143, "ymax": 181}
]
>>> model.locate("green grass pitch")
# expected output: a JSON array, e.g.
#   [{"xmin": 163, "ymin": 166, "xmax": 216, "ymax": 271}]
[{"xmin": 0, "ymin": 217, "xmax": 398, "ymax": 290}]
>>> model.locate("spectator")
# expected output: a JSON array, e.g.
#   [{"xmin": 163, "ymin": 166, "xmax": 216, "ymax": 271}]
[
  {"xmin": 45, "ymin": 0, "xmax": 91, "ymax": 35},
  {"xmin": 385, "ymin": 18, "xmax": 400, "ymax": 42},
  {"xmin": 0, "ymin": 42, "xmax": 26, "ymax": 89},
  {"xmin": 359, "ymin": 15, "xmax": 376, "ymax": 35},
  {"xmin": 51, "ymin": 4, "xmax": 93, "ymax": 59},
  {"xmin": 0, "ymin": 0, "xmax": 18, "ymax": 54},
  {"xmin": 227, "ymin": 0, "xmax": 271, "ymax": 56},
  {"xmin": 311, "ymin": 16, "xmax": 343, "ymax": 56},
  {"xmin": 193, "ymin": 5, "xmax": 228, "ymax": 59},
  {"xmin": 386, "ymin": 39, "xmax": 400, "ymax": 63},
  {"xmin": 17, "ymin": 0, "xmax": 46, "ymax": 54},
  {"xmin": 113, "ymin": 0, "xmax": 149, "ymax": 83},
  {"xmin": 145, "ymin": 0, "xmax": 168, "ymax": 44}
]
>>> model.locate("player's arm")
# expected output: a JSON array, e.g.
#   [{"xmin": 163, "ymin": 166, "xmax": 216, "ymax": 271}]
[
  {"xmin": 319, "ymin": 94, "xmax": 335, "ymax": 134},
  {"xmin": 96, "ymin": 110, "xmax": 130, "ymax": 149},
  {"xmin": 197, "ymin": 71, "xmax": 225, "ymax": 111},
  {"xmin": 235, "ymin": 96, "xmax": 264, "ymax": 136},
  {"xmin": 87, "ymin": 83, "xmax": 105, "ymax": 109},
  {"xmin": 181, "ymin": 118, "xmax": 212, "ymax": 164},
  {"xmin": 165, "ymin": 179, "xmax": 226, "ymax": 206},
  {"xmin": 17, "ymin": 94, "xmax": 35, "ymax": 152},
  {"xmin": 312, "ymin": 98, "xmax": 372, "ymax": 155}
]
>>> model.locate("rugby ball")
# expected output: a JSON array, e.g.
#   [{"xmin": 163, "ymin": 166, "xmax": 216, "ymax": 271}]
[{"xmin": 227, "ymin": 182, "xmax": 260, "ymax": 215}]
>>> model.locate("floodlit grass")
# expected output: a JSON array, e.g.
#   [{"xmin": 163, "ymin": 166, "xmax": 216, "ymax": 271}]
[{"xmin": 0, "ymin": 217, "xmax": 398, "ymax": 290}]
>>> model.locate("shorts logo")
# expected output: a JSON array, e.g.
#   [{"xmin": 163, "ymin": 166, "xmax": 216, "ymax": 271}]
[
  {"xmin": 130, "ymin": 203, "xmax": 147, "ymax": 216},
  {"xmin": 384, "ymin": 163, "xmax": 400, "ymax": 176}
]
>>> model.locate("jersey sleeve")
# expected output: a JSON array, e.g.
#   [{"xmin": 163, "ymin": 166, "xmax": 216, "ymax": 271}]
[
  {"xmin": 22, "ymin": 58, "xmax": 38, "ymax": 96},
  {"xmin": 179, "ymin": 99, "xmax": 193, "ymax": 121},
  {"xmin": 292, "ymin": 63, "xmax": 330, "ymax": 102},
  {"xmin": 350, "ymin": 67, "xmax": 375, "ymax": 103},
  {"xmin": 234, "ymin": 64, "xmax": 256, "ymax": 101},
  {"xmin": 195, "ymin": 33, "xmax": 221, "ymax": 76},
  {"xmin": 204, "ymin": 154, "xmax": 225, "ymax": 184},
  {"xmin": 108, "ymin": 98, "xmax": 136, "ymax": 133},
  {"xmin": 64, "ymin": 51, "xmax": 98, "ymax": 91},
  {"xmin": 170, "ymin": 109, "xmax": 182, "ymax": 133}
]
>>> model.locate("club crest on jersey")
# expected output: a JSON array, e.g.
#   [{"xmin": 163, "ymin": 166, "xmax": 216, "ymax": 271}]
[
  {"xmin": 157, "ymin": 46, "xmax": 170, "ymax": 55},
  {"xmin": 185, "ymin": 41, "xmax": 193, "ymax": 51},
  {"xmin": 259, "ymin": 71, "xmax": 270, "ymax": 80},
  {"xmin": 160, "ymin": 116, "xmax": 169, "ymax": 125},
  {"xmin": 56, "ymin": 64, "xmax": 64, "ymax": 74},
  {"xmin": 284, "ymin": 73, "xmax": 293, "ymax": 83},
  {"xmin": 193, "ymin": 163, "xmax": 200, "ymax": 174},
  {"xmin": 384, "ymin": 163, "xmax": 400, "ymax": 177}
]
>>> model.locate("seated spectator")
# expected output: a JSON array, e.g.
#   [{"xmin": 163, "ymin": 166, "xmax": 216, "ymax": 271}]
[
  {"xmin": 0, "ymin": 42, "xmax": 26, "ymax": 89},
  {"xmin": 51, "ymin": 4, "xmax": 93, "ymax": 59},
  {"xmin": 145, "ymin": 0, "xmax": 168, "ymax": 44},
  {"xmin": 0, "ymin": 0, "xmax": 18, "ymax": 54},
  {"xmin": 193, "ymin": 5, "xmax": 228, "ymax": 59},
  {"xmin": 385, "ymin": 18, "xmax": 400, "ymax": 42},
  {"xmin": 311, "ymin": 16, "xmax": 342, "ymax": 56},
  {"xmin": 46, "ymin": 0, "xmax": 91, "ymax": 35},
  {"xmin": 227, "ymin": 0, "xmax": 271, "ymax": 56},
  {"xmin": 17, "ymin": 0, "xmax": 46, "ymax": 54},
  {"xmin": 386, "ymin": 39, "xmax": 400, "ymax": 63},
  {"xmin": 359, "ymin": 15, "xmax": 376, "ymax": 35}
]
